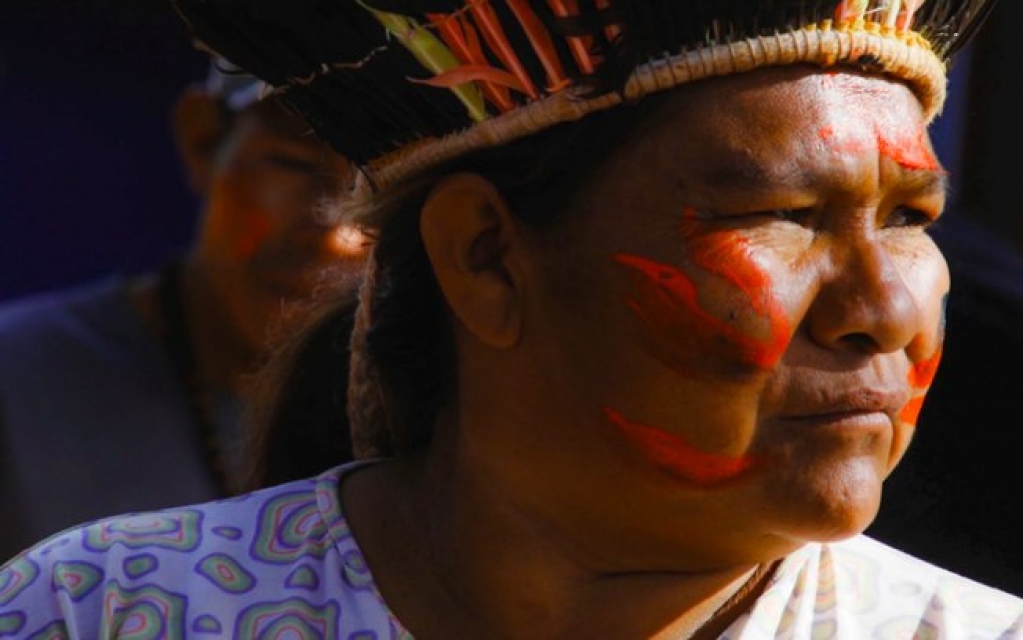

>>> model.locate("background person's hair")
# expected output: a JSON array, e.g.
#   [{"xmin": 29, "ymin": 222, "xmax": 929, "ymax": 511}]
[{"xmin": 241, "ymin": 269, "xmax": 360, "ymax": 489}]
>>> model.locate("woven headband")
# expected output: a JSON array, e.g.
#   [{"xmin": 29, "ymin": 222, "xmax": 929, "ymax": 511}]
[{"xmin": 171, "ymin": 0, "xmax": 995, "ymax": 198}]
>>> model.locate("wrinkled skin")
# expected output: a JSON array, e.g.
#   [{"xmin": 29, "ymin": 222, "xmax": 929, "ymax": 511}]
[{"xmin": 348, "ymin": 65, "xmax": 949, "ymax": 638}]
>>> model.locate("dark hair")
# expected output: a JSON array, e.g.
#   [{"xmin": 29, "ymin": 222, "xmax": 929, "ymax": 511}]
[
  {"xmin": 241, "ymin": 271, "xmax": 360, "ymax": 490},
  {"xmin": 349, "ymin": 94, "xmax": 673, "ymax": 458}
]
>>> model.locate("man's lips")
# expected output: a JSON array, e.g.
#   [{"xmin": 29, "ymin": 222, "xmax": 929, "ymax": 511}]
[{"xmin": 773, "ymin": 385, "xmax": 911, "ymax": 423}]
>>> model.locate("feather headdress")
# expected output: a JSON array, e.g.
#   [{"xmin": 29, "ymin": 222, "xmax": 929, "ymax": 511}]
[{"xmin": 171, "ymin": 0, "xmax": 995, "ymax": 196}]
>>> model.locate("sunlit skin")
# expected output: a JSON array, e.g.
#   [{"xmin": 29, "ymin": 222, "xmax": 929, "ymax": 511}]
[
  {"xmin": 819, "ymin": 73, "xmax": 942, "ymax": 173},
  {"xmin": 900, "ymin": 338, "xmax": 944, "ymax": 426},
  {"xmin": 348, "ymin": 65, "xmax": 953, "ymax": 639},
  {"xmin": 432, "ymin": 66, "xmax": 949, "ymax": 571},
  {"xmin": 613, "ymin": 207, "xmax": 791, "ymax": 377},
  {"xmin": 605, "ymin": 73, "xmax": 947, "ymax": 488}
]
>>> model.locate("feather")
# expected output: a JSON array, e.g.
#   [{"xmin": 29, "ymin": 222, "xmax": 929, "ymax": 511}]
[{"xmin": 170, "ymin": 0, "xmax": 998, "ymax": 167}]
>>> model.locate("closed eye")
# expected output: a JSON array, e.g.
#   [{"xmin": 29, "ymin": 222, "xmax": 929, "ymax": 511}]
[
  {"xmin": 768, "ymin": 208, "xmax": 813, "ymax": 223},
  {"xmin": 692, "ymin": 207, "xmax": 814, "ymax": 224},
  {"xmin": 885, "ymin": 206, "xmax": 935, "ymax": 229},
  {"xmin": 695, "ymin": 206, "xmax": 814, "ymax": 223},
  {"xmin": 264, "ymin": 153, "xmax": 321, "ymax": 175}
]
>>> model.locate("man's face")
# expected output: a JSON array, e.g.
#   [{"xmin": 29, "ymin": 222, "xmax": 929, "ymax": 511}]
[
  {"xmin": 195, "ymin": 100, "xmax": 368, "ymax": 350},
  {"xmin": 475, "ymin": 66, "xmax": 950, "ymax": 569}
]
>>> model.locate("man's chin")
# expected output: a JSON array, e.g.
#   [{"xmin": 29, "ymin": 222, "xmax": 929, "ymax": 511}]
[{"xmin": 250, "ymin": 270, "xmax": 317, "ymax": 300}]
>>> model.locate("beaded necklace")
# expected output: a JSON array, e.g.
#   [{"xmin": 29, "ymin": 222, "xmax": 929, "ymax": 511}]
[{"xmin": 156, "ymin": 260, "xmax": 232, "ymax": 496}]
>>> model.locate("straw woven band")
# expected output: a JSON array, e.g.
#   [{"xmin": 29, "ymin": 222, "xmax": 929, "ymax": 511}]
[{"xmin": 349, "ymin": 23, "xmax": 945, "ymax": 201}]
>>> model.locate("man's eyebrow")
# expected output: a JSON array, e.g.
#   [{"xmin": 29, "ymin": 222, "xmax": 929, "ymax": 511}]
[
  {"xmin": 698, "ymin": 153, "xmax": 950, "ymax": 192},
  {"xmin": 914, "ymin": 170, "xmax": 950, "ymax": 195},
  {"xmin": 696, "ymin": 153, "xmax": 810, "ymax": 195}
]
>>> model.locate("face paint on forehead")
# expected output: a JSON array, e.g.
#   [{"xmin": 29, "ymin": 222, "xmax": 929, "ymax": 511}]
[
  {"xmin": 816, "ymin": 74, "xmax": 941, "ymax": 173},
  {"xmin": 604, "ymin": 407, "xmax": 757, "ymax": 487}
]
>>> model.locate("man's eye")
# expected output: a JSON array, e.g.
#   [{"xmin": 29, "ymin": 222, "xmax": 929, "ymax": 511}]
[
  {"xmin": 730, "ymin": 208, "xmax": 812, "ymax": 224},
  {"xmin": 688, "ymin": 208, "xmax": 811, "ymax": 223},
  {"xmin": 768, "ymin": 208, "xmax": 812, "ymax": 223},
  {"xmin": 885, "ymin": 206, "xmax": 934, "ymax": 228},
  {"xmin": 264, "ymin": 154, "xmax": 320, "ymax": 175}
]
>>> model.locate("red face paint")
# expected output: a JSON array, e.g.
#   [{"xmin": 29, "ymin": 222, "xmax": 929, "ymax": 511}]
[
  {"xmin": 208, "ymin": 173, "xmax": 276, "ymax": 261},
  {"xmin": 908, "ymin": 346, "xmax": 943, "ymax": 389},
  {"xmin": 614, "ymin": 211, "xmax": 789, "ymax": 376},
  {"xmin": 232, "ymin": 211, "xmax": 273, "ymax": 260},
  {"xmin": 899, "ymin": 346, "xmax": 943, "ymax": 427},
  {"xmin": 605, "ymin": 407, "xmax": 755, "ymax": 486},
  {"xmin": 678, "ymin": 208, "xmax": 790, "ymax": 324},
  {"xmin": 876, "ymin": 127, "xmax": 940, "ymax": 172},
  {"xmin": 816, "ymin": 75, "xmax": 941, "ymax": 173}
]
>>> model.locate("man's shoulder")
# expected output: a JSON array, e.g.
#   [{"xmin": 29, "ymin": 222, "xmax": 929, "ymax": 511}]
[
  {"xmin": 0, "ymin": 276, "xmax": 150, "ymax": 381},
  {"xmin": 0, "ymin": 277, "xmax": 130, "ymax": 339}
]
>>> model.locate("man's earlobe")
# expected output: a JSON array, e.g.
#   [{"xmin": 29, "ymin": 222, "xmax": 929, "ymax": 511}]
[
  {"xmin": 420, "ymin": 174, "xmax": 523, "ymax": 349},
  {"xmin": 171, "ymin": 86, "xmax": 225, "ymax": 196}
]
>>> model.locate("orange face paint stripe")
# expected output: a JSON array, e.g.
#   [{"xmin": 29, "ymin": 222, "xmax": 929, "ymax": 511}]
[
  {"xmin": 818, "ymin": 123, "xmax": 940, "ymax": 172},
  {"xmin": 908, "ymin": 346, "xmax": 943, "ymax": 389},
  {"xmin": 615, "ymin": 253, "xmax": 786, "ymax": 372},
  {"xmin": 876, "ymin": 127, "xmax": 941, "ymax": 172},
  {"xmin": 898, "ymin": 395, "xmax": 926, "ymax": 427},
  {"xmin": 605, "ymin": 407, "xmax": 755, "ymax": 486},
  {"xmin": 680, "ymin": 207, "xmax": 792, "ymax": 324},
  {"xmin": 901, "ymin": 346, "xmax": 943, "ymax": 427}
]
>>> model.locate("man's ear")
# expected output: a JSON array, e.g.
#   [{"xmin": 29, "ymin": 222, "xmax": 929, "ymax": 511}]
[
  {"xmin": 171, "ymin": 86, "xmax": 227, "ymax": 197},
  {"xmin": 420, "ymin": 173, "xmax": 524, "ymax": 349}
]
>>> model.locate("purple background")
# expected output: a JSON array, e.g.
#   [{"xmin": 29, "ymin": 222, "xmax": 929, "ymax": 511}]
[{"xmin": 1, "ymin": 0, "xmax": 208, "ymax": 301}]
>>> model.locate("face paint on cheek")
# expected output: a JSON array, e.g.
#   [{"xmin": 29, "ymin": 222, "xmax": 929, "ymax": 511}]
[
  {"xmin": 233, "ymin": 211, "xmax": 274, "ymax": 260},
  {"xmin": 614, "ymin": 254, "xmax": 777, "ymax": 375},
  {"xmin": 604, "ymin": 407, "xmax": 756, "ymax": 486},
  {"xmin": 679, "ymin": 208, "xmax": 791, "ymax": 337},
  {"xmin": 212, "ymin": 173, "xmax": 276, "ymax": 261},
  {"xmin": 899, "ymin": 345, "xmax": 944, "ymax": 427},
  {"xmin": 613, "ymin": 220, "xmax": 790, "ymax": 375},
  {"xmin": 899, "ymin": 294, "xmax": 947, "ymax": 427}
]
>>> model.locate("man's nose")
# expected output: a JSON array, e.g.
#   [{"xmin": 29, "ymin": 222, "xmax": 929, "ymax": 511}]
[{"xmin": 803, "ymin": 234, "xmax": 926, "ymax": 355}]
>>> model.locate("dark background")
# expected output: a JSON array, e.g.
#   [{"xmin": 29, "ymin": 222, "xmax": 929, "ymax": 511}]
[
  {"xmin": 3, "ymin": 0, "xmax": 1021, "ymax": 597},
  {"xmin": 1, "ymin": 0, "xmax": 208, "ymax": 302}
]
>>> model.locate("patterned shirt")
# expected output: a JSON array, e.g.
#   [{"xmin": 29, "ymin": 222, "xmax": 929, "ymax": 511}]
[{"xmin": 1, "ymin": 461, "xmax": 1020, "ymax": 638}]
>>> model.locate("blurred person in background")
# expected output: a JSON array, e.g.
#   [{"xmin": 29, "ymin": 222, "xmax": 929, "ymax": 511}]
[{"xmin": 0, "ymin": 60, "xmax": 368, "ymax": 561}]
